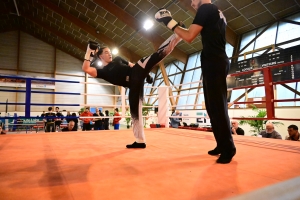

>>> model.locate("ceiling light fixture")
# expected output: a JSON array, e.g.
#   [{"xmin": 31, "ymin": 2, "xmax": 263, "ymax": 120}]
[
  {"xmin": 143, "ymin": 19, "xmax": 154, "ymax": 30},
  {"xmin": 112, "ymin": 48, "xmax": 119, "ymax": 55}
]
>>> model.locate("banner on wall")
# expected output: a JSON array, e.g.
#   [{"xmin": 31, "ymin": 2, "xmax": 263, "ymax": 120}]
[
  {"xmin": 196, "ymin": 111, "xmax": 210, "ymax": 125},
  {"xmin": 0, "ymin": 75, "xmax": 55, "ymax": 89},
  {"xmin": 172, "ymin": 110, "xmax": 211, "ymax": 126},
  {"xmin": 227, "ymin": 45, "xmax": 300, "ymax": 88},
  {"xmin": 182, "ymin": 113, "xmax": 190, "ymax": 124}
]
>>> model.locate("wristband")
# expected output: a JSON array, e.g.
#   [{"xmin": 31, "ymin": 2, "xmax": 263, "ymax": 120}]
[
  {"xmin": 171, "ymin": 23, "xmax": 179, "ymax": 31},
  {"xmin": 167, "ymin": 19, "xmax": 178, "ymax": 30}
]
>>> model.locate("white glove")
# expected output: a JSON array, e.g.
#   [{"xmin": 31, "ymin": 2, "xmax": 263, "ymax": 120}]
[
  {"xmin": 84, "ymin": 44, "xmax": 95, "ymax": 60},
  {"xmin": 155, "ymin": 8, "xmax": 178, "ymax": 31}
]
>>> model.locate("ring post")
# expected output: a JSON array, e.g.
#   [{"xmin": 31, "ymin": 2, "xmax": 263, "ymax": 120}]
[
  {"xmin": 5, "ymin": 113, "xmax": 9, "ymax": 131},
  {"xmin": 158, "ymin": 86, "xmax": 169, "ymax": 128},
  {"xmin": 25, "ymin": 78, "xmax": 32, "ymax": 118},
  {"xmin": 263, "ymin": 67, "xmax": 275, "ymax": 119}
]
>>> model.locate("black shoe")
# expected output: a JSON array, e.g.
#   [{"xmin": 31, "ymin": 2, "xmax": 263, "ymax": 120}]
[
  {"xmin": 216, "ymin": 148, "xmax": 236, "ymax": 164},
  {"xmin": 126, "ymin": 142, "xmax": 146, "ymax": 149},
  {"xmin": 208, "ymin": 147, "xmax": 221, "ymax": 156}
]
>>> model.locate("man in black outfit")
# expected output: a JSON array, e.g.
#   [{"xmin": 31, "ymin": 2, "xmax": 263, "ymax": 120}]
[
  {"xmin": 231, "ymin": 120, "xmax": 244, "ymax": 135},
  {"xmin": 62, "ymin": 121, "xmax": 76, "ymax": 132},
  {"xmin": 45, "ymin": 107, "xmax": 56, "ymax": 132},
  {"xmin": 104, "ymin": 110, "xmax": 110, "ymax": 130},
  {"xmin": 93, "ymin": 109, "xmax": 104, "ymax": 130},
  {"xmin": 155, "ymin": 0, "xmax": 236, "ymax": 163},
  {"xmin": 55, "ymin": 107, "xmax": 64, "ymax": 130}
]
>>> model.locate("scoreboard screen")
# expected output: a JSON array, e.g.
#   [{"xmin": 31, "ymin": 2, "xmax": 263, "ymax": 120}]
[{"xmin": 227, "ymin": 45, "xmax": 300, "ymax": 88}]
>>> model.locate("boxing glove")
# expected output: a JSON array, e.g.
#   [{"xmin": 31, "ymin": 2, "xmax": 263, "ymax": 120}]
[
  {"xmin": 84, "ymin": 43, "xmax": 95, "ymax": 61},
  {"xmin": 146, "ymin": 74, "xmax": 153, "ymax": 84},
  {"xmin": 89, "ymin": 41, "xmax": 100, "ymax": 51},
  {"xmin": 155, "ymin": 8, "xmax": 178, "ymax": 31}
]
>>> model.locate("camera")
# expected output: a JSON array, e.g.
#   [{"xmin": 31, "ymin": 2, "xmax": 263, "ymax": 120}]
[{"xmin": 89, "ymin": 41, "xmax": 100, "ymax": 51}]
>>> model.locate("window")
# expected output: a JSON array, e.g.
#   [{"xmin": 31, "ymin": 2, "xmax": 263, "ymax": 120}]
[
  {"xmin": 197, "ymin": 89, "xmax": 205, "ymax": 109},
  {"xmin": 254, "ymin": 24, "xmax": 277, "ymax": 50},
  {"xmin": 168, "ymin": 63, "xmax": 178, "ymax": 75},
  {"xmin": 191, "ymin": 68, "xmax": 202, "ymax": 88},
  {"xmin": 247, "ymin": 86, "xmax": 265, "ymax": 98},
  {"xmin": 186, "ymin": 52, "xmax": 200, "ymax": 70},
  {"xmin": 181, "ymin": 71, "xmax": 194, "ymax": 89},
  {"xmin": 229, "ymin": 89, "xmax": 247, "ymax": 108},
  {"xmin": 185, "ymin": 89, "xmax": 198, "ymax": 109},
  {"xmin": 177, "ymin": 90, "xmax": 189, "ymax": 109},
  {"xmin": 276, "ymin": 83, "xmax": 297, "ymax": 106},
  {"xmin": 173, "ymin": 74, "xmax": 182, "ymax": 86},
  {"xmin": 238, "ymin": 30, "xmax": 256, "ymax": 61},
  {"xmin": 226, "ymin": 43, "xmax": 234, "ymax": 58},
  {"xmin": 277, "ymin": 13, "xmax": 300, "ymax": 47}
]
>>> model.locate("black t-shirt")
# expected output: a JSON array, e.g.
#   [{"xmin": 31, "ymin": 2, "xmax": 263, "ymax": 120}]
[
  {"xmin": 56, "ymin": 112, "xmax": 64, "ymax": 120},
  {"xmin": 232, "ymin": 127, "xmax": 245, "ymax": 135},
  {"xmin": 192, "ymin": 3, "xmax": 227, "ymax": 60},
  {"xmin": 62, "ymin": 127, "xmax": 76, "ymax": 132},
  {"xmin": 96, "ymin": 56, "xmax": 131, "ymax": 87},
  {"xmin": 93, "ymin": 113, "xmax": 104, "ymax": 125},
  {"xmin": 45, "ymin": 112, "xmax": 56, "ymax": 122}
]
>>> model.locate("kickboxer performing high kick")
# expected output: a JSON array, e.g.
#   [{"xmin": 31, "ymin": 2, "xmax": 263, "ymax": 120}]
[{"xmin": 82, "ymin": 32, "xmax": 182, "ymax": 148}]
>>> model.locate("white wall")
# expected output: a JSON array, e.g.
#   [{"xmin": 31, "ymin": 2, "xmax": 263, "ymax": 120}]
[
  {"xmin": 86, "ymin": 77, "xmax": 115, "ymax": 107},
  {"xmin": 0, "ymin": 31, "xmax": 18, "ymax": 70},
  {"xmin": 55, "ymin": 75, "xmax": 85, "ymax": 112},
  {"xmin": 19, "ymin": 32, "xmax": 54, "ymax": 73}
]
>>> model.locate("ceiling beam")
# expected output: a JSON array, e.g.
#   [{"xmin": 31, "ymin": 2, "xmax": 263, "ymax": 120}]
[
  {"xmin": 94, "ymin": 0, "xmax": 188, "ymax": 64},
  {"xmin": 37, "ymin": 0, "xmax": 141, "ymax": 62},
  {"xmin": 177, "ymin": 0, "xmax": 237, "ymax": 47}
]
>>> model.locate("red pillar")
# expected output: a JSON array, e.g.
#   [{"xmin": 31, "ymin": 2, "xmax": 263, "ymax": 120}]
[{"xmin": 263, "ymin": 67, "xmax": 275, "ymax": 119}]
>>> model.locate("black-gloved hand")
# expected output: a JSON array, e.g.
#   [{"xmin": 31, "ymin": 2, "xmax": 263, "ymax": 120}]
[
  {"xmin": 84, "ymin": 43, "xmax": 95, "ymax": 61},
  {"xmin": 178, "ymin": 21, "xmax": 186, "ymax": 29},
  {"xmin": 146, "ymin": 74, "xmax": 153, "ymax": 84}
]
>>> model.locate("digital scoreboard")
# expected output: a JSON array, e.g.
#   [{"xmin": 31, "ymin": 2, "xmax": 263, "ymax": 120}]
[{"xmin": 227, "ymin": 45, "xmax": 300, "ymax": 88}]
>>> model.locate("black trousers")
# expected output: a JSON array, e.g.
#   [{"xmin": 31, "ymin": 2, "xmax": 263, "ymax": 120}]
[
  {"xmin": 46, "ymin": 122, "xmax": 55, "ymax": 132},
  {"xmin": 82, "ymin": 123, "xmax": 91, "ymax": 131},
  {"xmin": 201, "ymin": 58, "xmax": 235, "ymax": 153},
  {"xmin": 127, "ymin": 34, "xmax": 182, "ymax": 142}
]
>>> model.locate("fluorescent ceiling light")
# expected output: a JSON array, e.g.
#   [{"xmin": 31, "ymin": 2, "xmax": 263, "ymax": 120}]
[
  {"xmin": 143, "ymin": 19, "xmax": 154, "ymax": 30},
  {"xmin": 112, "ymin": 48, "xmax": 119, "ymax": 55}
]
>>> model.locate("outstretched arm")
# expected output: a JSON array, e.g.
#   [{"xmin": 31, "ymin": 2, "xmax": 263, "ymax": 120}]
[
  {"xmin": 82, "ymin": 60, "xmax": 97, "ymax": 77},
  {"xmin": 174, "ymin": 24, "xmax": 203, "ymax": 43},
  {"xmin": 155, "ymin": 8, "xmax": 203, "ymax": 43},
  {"xmin": 82, "ymin": 44, "xmax": 97, "ymax": 77}
]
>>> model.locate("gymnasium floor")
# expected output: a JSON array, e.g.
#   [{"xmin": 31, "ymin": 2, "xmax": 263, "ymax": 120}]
[{"xmin": 0, "ymin": 129, "xmax": 300, "ymax": 200}]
